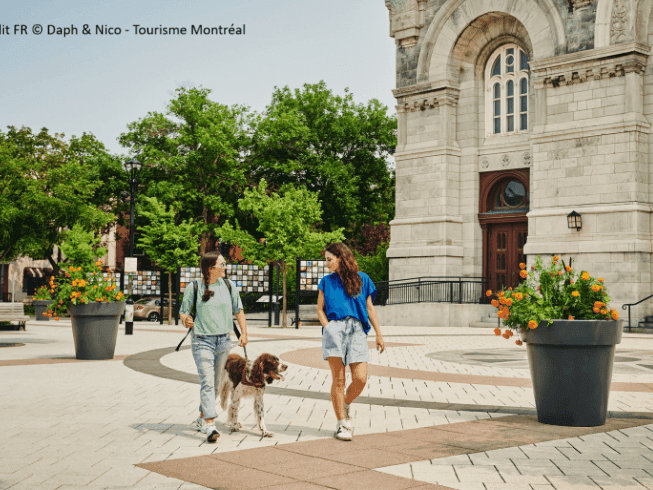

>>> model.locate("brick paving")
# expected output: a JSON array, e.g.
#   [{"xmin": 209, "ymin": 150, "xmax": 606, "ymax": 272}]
[{"xmin": 2, "ymin": 320, "xmax": 653, "ymax": 489}]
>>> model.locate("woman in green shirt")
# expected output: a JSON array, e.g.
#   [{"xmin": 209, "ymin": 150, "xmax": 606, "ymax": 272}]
[{"xmin": 179, "ymin": 251, "xmax": 248, "ymax": 442}]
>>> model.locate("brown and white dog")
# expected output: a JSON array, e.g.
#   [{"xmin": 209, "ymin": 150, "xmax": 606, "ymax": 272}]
[{"xmin": 218, "ymin": 353, "xmax": 288, "ymax": 437}]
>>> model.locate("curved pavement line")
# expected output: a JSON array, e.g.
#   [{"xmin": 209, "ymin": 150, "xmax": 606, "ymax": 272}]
[
  {"xmin": 123, "ymin": 346, "xmax": 653, "ymax": 419},
  {"xmin": 281, "ymin": 346, "xmax": 653, "ymax": 394}
]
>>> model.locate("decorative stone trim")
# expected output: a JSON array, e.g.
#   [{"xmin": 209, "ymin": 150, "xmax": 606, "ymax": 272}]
[
  {"xmin": 571, "ymin": 0, "xmax": 593, "ymax": 12},
  {"xmin": 398, "ymin": 87, "xmax": 460, "ymax": 112},
  {"xmin": 531, "ymin": 42, "xmax": 649, "ymax": 88},
  {"xmin": 611, "ymin": 0, "xmax": 629, "ymax": 44},
  {"xmin": 385, "ymin": 0, "xmax": 428, "ymax": 48}
]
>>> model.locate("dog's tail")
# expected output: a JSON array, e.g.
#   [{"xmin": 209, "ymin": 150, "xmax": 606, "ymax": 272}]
[{"xmin": 218, "ymin": 373, "xmax": 231, "ymax": 411}]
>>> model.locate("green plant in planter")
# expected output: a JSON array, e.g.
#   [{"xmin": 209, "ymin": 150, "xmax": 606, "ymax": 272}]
[
  {"xmin": 47, "ymin": 225, "xmax": 125, "ymax": 320},
  {"xmin": 33, "ymin": 285, "xmax": 51, "ymax": 301},
  {"xmin": 487, "ymin": 255, "xmax": 619, "ymax": 345}
]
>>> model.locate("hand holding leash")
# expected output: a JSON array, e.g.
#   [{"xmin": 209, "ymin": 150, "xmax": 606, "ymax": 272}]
[
  {"xmin": 184, "ymin": 316, "xmax": 194, "ymax": 329},
  {"xmin": 239, "ymin": 331, "xmax": 248, "ymax": 348}
]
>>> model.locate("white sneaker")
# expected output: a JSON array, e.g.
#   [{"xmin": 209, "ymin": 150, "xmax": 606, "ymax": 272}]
[
  {"xmin": 191, "ymin": 416, "xmax": 206, "ymax": 432},
  {"xmin": 334, "ymin": 424, "xmax": 352, "ymax": 441},
  {"xmin": 205, "ymin": 424, "xmax": 219, "ymax": 443}
]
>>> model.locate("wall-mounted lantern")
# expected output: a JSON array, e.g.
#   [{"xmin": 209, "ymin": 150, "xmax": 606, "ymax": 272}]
[{"xmin": 567, "ymin": 210, "xmax": 582, "ymax": 231}]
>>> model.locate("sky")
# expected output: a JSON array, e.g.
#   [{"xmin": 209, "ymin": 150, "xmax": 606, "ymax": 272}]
[{"xmin": 1, "ymin": 0, "xmax": 397, "ymax": 155}]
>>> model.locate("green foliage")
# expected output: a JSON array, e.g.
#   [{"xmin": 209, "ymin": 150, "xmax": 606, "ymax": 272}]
[
  {"xmin": 136, "ymin": 197, "xmax": 200, "ymax": 273},
  {"xmin": 216, "ymin": 178, "xmax": 345, "ymax": 326},
  {"xmin": 59, "ymin": 225, "xmax": 107, "ymax": 272},
  {"xmin": 0, "ymin": 126, "xmax": 116, "ymax": 266},
  {"xmin": 32, "ymin": 285, "xmax": 52, "ymax": 301},
  {"xmin": 490, "ymin": 255, "xmax": 618, "ymax": 340},
  {"xmin": 352, "ymin": 241, "xmax": 390, "ymax": 284},
  {"xmin": 253, "ymin": 82, "xmax": 396, "ymax": 238}
]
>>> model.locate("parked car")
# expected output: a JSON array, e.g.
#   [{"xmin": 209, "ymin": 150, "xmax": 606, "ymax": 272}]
[{"xmin": 133, "ymin": 297, "xmax": 177, "ymax": 322}]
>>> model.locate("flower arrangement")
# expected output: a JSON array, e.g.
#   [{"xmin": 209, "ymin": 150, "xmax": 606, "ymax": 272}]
[
  {"xmin": 33, "ymin": 285, "xmax": 52, "ymax": 301},
  {"xmin": 487, "ymin": 255, "xmax": 618, "ymax": 346},
  {"xmin": 46, "ymin": 260, "xmax": 124, "ymax": 320}
]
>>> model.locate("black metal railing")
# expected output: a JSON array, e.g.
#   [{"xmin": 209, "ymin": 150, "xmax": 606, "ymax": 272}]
[
  {"xmin": 374, "ymin": 277, "xmax": 490, "ymax": 306},
  {"xmin": 622, "ymin": 293, "xmax": 653, "ymax": 332}
]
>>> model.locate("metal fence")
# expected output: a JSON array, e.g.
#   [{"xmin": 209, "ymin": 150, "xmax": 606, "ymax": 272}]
[{"xmin": 374, "ymin": 277, "xmax": 490, "ymax": 306}]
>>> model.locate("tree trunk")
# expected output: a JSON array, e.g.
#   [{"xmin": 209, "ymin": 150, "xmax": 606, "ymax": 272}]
[
  {"xmin": 47, "ymin": 254, "xmax": 60, "ymax": 276},
  {"xmin": 168, "ymin": 271, "xmax": 173, "ymax": 325},
  {"xmin": 200, "ymin": 205, "xmax": 209, "ymax": 254},
  {"xmin": 282, "ymin": 259, "xmax": 287, "ymax": 328},
  {"xmin": 0, "ymin": 246, "xmax": 12, "ymax": 263}
]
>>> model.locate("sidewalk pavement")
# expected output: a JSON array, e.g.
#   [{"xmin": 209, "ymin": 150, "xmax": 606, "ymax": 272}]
[{"xmin": 1, "ymin": 319, "xmax": 653, "ymax": 489}]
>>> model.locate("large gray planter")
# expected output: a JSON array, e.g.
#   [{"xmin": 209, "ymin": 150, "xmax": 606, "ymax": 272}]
[
  {"xmin": 522, "ymin": 319, "xmax": 623, "ymax": 427},
  {"xmin": 69, "ymin": 302, "xmax": 125, "ymax": 360},
  {"xmin": 33, "ymin": 300, "xmax": 51, "ymax": 321}
]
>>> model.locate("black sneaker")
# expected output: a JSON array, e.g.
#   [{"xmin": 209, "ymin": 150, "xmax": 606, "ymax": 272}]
[{"xmin": 205, "ymin": 425, "xmax": 219, "ymax": 443}]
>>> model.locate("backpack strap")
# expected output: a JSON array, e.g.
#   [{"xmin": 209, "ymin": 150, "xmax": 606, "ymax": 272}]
[
  {"xmin": 175, "ymin": 279, "xmax": 199, "ymax": 352},
  {"xmin": 224, "ymin": 278, "xmax": 242, "ymax": 340}
]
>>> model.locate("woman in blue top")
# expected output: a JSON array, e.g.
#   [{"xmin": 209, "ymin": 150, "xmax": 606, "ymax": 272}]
[{"xmin": 317, "ymin": 242, "xmax": 385, "ymax": 441}]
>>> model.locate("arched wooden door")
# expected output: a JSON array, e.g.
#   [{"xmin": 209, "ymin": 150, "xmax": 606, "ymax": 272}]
[{"xmin": 479, "ymin": 170, "xmax": 529, "ymax": 292}]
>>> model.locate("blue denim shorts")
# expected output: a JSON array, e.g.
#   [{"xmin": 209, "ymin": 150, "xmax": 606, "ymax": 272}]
[{"xmin": 322, "ymin": 316, "xmax": 370, "ymax": 366}]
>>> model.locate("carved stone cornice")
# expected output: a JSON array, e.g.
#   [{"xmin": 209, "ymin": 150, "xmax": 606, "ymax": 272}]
[
  {"xmin": 392, "ymin": 80, "xmax": 459, "ymax": 99},
  {"xmin": 396, "ymin": 87, "xmax": 460, "ymax": 112},
  {"xmin": 385, "ymin": 0, "xmax": 428, "ymax": 49},
  {"xmin": 530, "ymin": 42, "xmax": 649, "ymax": 88},
  {"xmin": 571, "ymin": 0, "xmax": 593, "ymax": 12}
]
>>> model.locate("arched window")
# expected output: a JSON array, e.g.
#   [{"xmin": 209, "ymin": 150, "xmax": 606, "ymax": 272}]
[
  {"xmin": 490, "ymin": 180, "xmax": 529, "ymax": 212},
  {"xmin": 486, "ymin": 44, "xmax": 530, "ymax": 137}
]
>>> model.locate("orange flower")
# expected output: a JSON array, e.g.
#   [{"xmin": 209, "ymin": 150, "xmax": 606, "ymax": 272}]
[
  {"xmin": 494, "ymin": 328, "xmax": 501, "ymax": 336},
  {"xmin": 491, "ymin": 299, "xmax": 499, "ymax": 307},
  {"xmin": 505, "ymin": 330, "xmax": 513, "ymax": 337},
  {"xmin": 497, "ymin": 310, "xmax": 505, "ymax": 319},
  {"xmin": 486, "ymin": 290, "xmax": 492, "ymax": 297},
  {"xmin": 528, "ymin": 320, "xmax": 538, "ymax": 329},
  {"xmin": 50, "ymin": 276, "xmax": 55, "ymax": 281},
  {"xmin": 93, "ymin": 285, "xmax": 97, "ymax": 289},
  {"xmin": 42, "ymin": 312, "xmax": 47, "ymax": 316},
  {"xmin": 557, "ymin": 271, "xmax": 563, "ymax": 276},
  {"xmin": 553, "ymin": 256, "xmax": 560, "ymax": 261},
  {"xmin": 591, "ymin": 285, "xmax": 600, "ymax": 292},
  {"xmin": 515, "ymin": 340, "xmax": 523, "ymax": 346},
  {"xmin": 594, "ymin": 302, "xmax": 606, "ymax": 308},
  {"xmin": 519, "ymin": 263, "xmax": 526, "ymax": 269},
  {"xmin": 570, "ymin": 280, "xmax": 574, "ymax": 284},
  {"xmin": 600, "ymin": 308, "xmax": 608, "ymax": 315},
  {"xmin": 571, "ymin": 291, "xmax": 580, "ymax": 297},
  {"xmin": 568, "ymin": 315, "xmax": 574, "ymax": 320},
  {"xmin": 598, "ymin": 278, "xmax": 604, "ymax": 282},
  {"xmin": 498, "ymin": 291, "xmax": 505, "ymax": 297},
  {"xmin": 506, "ymin": 298, "xmax": 513, "ymax": 306},
  {"xmin": 611, "ymin": 310, "xmax": 619, "ymax": 320},
  {"xmin": 502, "ymin": 333, "xmax": 510, "ymax": 339},
  {"xmin": 520, "ymin": 270, "xmax": 528, "ymax": 279},
  {"xmin": 531, "ymin": 265, "xmax": 535, "ymax": 270},
  {"xmin": 565, "ymin": 266, "xmax": 572, "ymax": 272},
  {"xmin": 47, "ymin": 313, "xmax": 52, "ymax": 317},
  {"xmin": 499, "ymin": 297, "xmax": 507, "ymax": 305},
  {"xmin": 55, "ymin": 317, "xmax": 59, "ymax": 321},
  {"xmin": 79, "ymin": 280, "xmax": 86, "ymax": 287},
  {"xmin": 514, "ymin": 292, "xmax": 523, "ymax": 301},
  {"xmin": 593, "ymin": 307, "xmax": 600, "ymax": 313},
  {"xmin": 581, "ymin": 272, "xmax": 590, "ymax": 281}
]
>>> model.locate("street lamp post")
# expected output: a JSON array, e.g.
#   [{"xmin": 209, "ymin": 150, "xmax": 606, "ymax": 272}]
[{"xmin": 122, "ymin": 158, "xmax": 143, "ymax": 335}]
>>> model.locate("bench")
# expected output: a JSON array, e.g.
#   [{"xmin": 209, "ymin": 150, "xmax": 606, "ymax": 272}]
[{"xmin": 0, "ymin": 303, "xmax": 29, "ymax": 331}]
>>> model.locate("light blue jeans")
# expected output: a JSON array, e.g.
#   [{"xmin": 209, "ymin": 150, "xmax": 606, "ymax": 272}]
[{"xmin": 191, "ymin": 332, "xmax": 231, "ymax": 420}]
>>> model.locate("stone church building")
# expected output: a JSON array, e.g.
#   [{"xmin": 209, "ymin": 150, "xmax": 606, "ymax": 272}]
[{"xmin": 383, "ymin": 0, "xmax": 653, "ymax": 326}]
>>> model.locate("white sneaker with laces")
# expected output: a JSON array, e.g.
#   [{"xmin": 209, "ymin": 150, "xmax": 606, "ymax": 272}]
[
  {"xmin": 205, "ymin": 424, "xmax": 219, "ymax": 442},
  {"xmin": 334, "ymin": 424, "xmax": 352, "ymax": 441},
  {"xmin": 191, "ymin": 416, "xmax": 206, "ymax": 432}
]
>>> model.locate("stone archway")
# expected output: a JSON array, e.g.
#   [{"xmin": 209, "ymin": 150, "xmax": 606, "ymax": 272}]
[{"xmin": 416, "ymin": 0, "xmax": 566, "ymax": 84}]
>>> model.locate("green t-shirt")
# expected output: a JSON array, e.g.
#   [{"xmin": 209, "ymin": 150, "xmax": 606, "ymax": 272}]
[{"xmin": 179, "ymin": 278, "xmax": 243, "ymax": 336}]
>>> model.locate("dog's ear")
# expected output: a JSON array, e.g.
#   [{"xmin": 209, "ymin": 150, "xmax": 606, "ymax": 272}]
[{"xmin": 249, "ymin": 355, "xmax": 266, "ymax": 386}]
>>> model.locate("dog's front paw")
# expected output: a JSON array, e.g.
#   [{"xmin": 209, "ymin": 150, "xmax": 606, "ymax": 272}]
[
  {"xmin": 262, "ymin": 431, "xmax": 274, "ymax": 438},
  {"xmin": 229, "ymin": 425, "xmax": 240, "ymax": 433},
  {"xmin": 238, "ymin": 422, "xmax": 243, "ymax": 428}
]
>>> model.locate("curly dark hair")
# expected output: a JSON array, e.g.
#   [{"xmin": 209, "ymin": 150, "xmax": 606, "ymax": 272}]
[
  {"xmin": 324, "ymin": 242, "xmax": 362, "ymax": 298},
  {"xmin": 200, "ymin": 251, "xmax": 221, "ymax": 302}
]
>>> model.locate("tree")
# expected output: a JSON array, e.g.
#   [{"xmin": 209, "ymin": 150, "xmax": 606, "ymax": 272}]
[
  {"xmin": 119, "ymin": 87, "xmax": 260, "ymax": 253},
  {"xmin": 136, "ymin": 197, "xmax": 200, "ymax": 324},
  {"xmin": 251, "ymin": 81, "xmax": 397, "ymax": 238},
  {"xmin": 0, "ymin": 126, "xmax": 116, "ymax": 271},
  {"xmin": 216, "ymin": 179, "xmax": 345, "ymax": 327}
]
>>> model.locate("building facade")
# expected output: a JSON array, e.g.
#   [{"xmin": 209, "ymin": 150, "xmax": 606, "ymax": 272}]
[{"xmin": 385, "ymin": 0, "xmax": 653, "ymax": 324}]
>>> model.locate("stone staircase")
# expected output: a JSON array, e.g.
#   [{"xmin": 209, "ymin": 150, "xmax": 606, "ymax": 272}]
[
  {"xmin": 469, "ymin": 308, "xmax": 500, "ymax": 329},
  {"xmin": 626, "ymin": 314, "xmax": 653, "ymax": 333}
]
